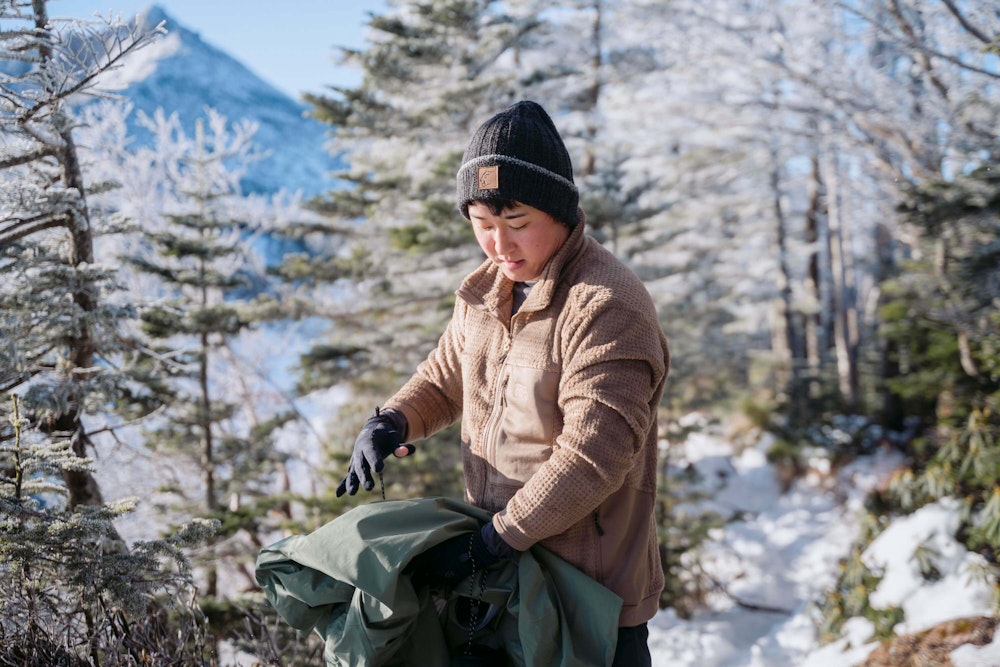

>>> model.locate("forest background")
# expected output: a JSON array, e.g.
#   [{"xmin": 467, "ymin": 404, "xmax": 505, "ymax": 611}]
[{"xmin": 1, "ymin": 0, "xmax": 998, "ymax": 664}]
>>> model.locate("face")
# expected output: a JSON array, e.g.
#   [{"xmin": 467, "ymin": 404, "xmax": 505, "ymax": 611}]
[{"xmin": 468, "ymin": 202, "xmax": 570, "ymax": 282}]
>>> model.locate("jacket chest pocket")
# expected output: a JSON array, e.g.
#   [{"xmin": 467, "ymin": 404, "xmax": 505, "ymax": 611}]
[{"xmin": 490, "ymin": 365, "xmax": 560, "ymax": 487}]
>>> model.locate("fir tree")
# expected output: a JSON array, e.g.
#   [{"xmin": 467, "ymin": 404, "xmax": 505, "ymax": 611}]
[
  {"xmin": 0, "ymin": 0, "xmax": 160, "ymax": 509},
  {"xmin": 0, "ymin": 394, "xmax": 216, "ymax": 665},
  {"xmin": 298, "ymin": 0, "xmax": 559, "ymax": 502},
  {"xmin": 126, "ymin": 113, "xmax": 286, "ymax": 597},
  {"xmin": 883, "ymin": 164, "xmax": 1000, "ymax": 556}
]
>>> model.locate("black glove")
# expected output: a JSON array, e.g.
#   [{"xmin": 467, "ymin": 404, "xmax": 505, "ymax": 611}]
[
  {"xmin": 409, "ymin": 522, "xmax": 517, "ymax": 590},
  {"xmin": 336, "ymin": 408, "xmax": 413, "ymax": 497}
]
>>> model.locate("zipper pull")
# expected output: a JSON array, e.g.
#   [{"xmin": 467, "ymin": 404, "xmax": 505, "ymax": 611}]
[{"xmin": 593, "ymin": 510, "xmax": 605, "ymax": 537}]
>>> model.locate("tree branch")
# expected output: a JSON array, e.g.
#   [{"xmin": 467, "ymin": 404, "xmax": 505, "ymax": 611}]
[
  {"xmin": 0, "ymin": 211, "xmax": 71, "ymax": 248},
  {"xmin": 0, "ymin": 145, "xmax": 58, "ymax": 170},
  {"xmin": 835, "ymin": 1, "xmax": 1000, "ymax": 82},
  {"xmin": 705, "ymin": 571, "xmax": 795, "ymax": 615},
  {"xmin": 938, "ymin": 0, "xmax": 994, "ymax": 45},
  {"xmin": 19, "ymin": 20, "xmax": 163, "ymax": 125}
]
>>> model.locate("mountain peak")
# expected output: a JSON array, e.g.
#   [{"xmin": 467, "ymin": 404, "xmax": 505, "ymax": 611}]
[
  {"xmin": 135, "ymin": 4, "xmax": 170, "ymax": 30},
  {"xmin": 91, "ymin": 4, "xmax": 339, "ymax": 196}
]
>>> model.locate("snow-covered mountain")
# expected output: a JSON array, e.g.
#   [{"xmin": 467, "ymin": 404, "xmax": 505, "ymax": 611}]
[{"xmin": 91, "ymin": 4, "xmax": 340, "ymax": 197}]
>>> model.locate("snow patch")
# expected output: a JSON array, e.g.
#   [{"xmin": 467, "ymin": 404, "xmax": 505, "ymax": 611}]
[{"xmin": 863, "ymin": 499, "xmax": 996, "ymax": 634}]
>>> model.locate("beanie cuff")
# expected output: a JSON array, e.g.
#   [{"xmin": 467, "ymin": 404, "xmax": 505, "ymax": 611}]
[{"xmin": 458, "ymin": 154, "xmax": 579, "ymax": 194}]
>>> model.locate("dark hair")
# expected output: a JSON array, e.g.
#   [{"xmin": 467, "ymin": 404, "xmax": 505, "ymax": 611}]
[
  {"xmin": 466, "ymin": 198, "xmax": 519, "ymax": 217},
  {"xmin": 465, "ymin": 198, "xmax": 575, "ymax": 227}
]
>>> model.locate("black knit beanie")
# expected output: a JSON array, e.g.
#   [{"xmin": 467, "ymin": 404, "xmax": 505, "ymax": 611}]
[{"xmin": 457, "ymin": 100, "xmax": 579, "ymax": 227}]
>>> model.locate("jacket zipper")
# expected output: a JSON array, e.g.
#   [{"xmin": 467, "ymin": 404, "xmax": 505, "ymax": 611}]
[
  {"xmin": 592, "ymin": 510, "xmax": 605, "ymax": 537},
  {"xmin": 593, "ymin": 509, "xmax": 606, "ymax": 585},
  {"xmin": 481, "ymin": 339, "xmax": 510, "ymax": 481}
]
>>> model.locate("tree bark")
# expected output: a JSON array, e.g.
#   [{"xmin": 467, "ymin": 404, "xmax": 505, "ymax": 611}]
[
  {"xmin": 820, "ymin": 150, "xmax": 859, "ymax": 409},
  {"xmin": 32, "ymin": 0, "xmax": 102, "ymax": 508},
  {"xmin": 769, "ymin": 149, "xmax": 806, "ymax": 409}
]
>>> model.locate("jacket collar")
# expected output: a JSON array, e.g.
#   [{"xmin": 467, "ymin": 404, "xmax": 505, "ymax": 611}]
[{"xmin": 457, "ymin": 209, "xmax": 588, "ymax": 317}]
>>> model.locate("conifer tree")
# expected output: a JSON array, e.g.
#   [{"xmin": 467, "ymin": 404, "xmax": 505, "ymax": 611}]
[
  {"xmin": 0, "ymin": 0, "xmax": 159, "ymax": 509},
  {"xmin": 883, "ymin": 164, "xmax": 1000, "ymax": 537},
  {"xmin": 0, "ymin": 393, "xmax": 215, "ymax": 665},
  {"xmin": 299, "ymin": 0, "xmax": 558, "ymax": 500},
  {"xmin": 126, "ymin": 112, "xmax": 286, "ymax": 596},
  {"xmin": 298, "ymin": 0, "xmax": 680, "ymax": 501}
]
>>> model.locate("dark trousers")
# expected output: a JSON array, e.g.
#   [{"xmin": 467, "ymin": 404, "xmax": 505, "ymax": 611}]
[{"xmin": 612, "ymin": 623, "xmax": 651, "ymax": 667}]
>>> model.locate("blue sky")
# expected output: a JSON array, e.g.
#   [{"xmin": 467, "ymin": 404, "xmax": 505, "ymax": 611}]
[{"xmin": 51, "ymin": 0, "xmax": 386, "ymax": 99}]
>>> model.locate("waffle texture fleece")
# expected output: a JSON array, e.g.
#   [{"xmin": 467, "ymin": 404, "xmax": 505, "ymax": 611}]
[{"xmin": 386, "ymin": 214, "xmax": 669, "ymax": 627}]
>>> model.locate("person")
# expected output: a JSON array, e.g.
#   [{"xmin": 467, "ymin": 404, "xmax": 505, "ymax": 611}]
[{"xmin": 337, "ymin": 100, "xmax": 669, "ymax": 666}]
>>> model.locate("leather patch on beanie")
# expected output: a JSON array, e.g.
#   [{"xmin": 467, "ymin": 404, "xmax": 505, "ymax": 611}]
[{"xmin": 478, "ymin": 165, "xmax": 499, "ymax": 190}]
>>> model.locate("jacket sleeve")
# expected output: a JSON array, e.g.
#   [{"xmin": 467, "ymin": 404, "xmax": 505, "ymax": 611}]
[
  {"xmin": 494, "ymin": 294, "xmax": 668, "ymax": 550},
  {"xmin": 384, "ymin": 300, "xmax": 466, "ymax": 441}
]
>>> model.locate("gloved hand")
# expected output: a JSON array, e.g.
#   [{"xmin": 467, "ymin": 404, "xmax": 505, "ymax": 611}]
[
  {"xmin": 409, "ymin": 522, "xmax": 517, "ymax": 590},
  {"xmin": 336, "ymin": 408, "xmax": 414, "ymax": 497}
]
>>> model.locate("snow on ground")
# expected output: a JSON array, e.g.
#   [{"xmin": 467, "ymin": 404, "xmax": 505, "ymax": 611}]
[
  {"xmin": 645, "ymin": 426, "xmax": 996, "ymax": 666},
  {"xmin": 865, "ymin": 499, "xmax": 996, "ymax": 633}
]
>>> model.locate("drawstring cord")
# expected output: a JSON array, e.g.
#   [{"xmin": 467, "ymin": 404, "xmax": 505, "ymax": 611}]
[{"xmin": 464, "ymin": 532, "xmax": 485, "ymax": 656}]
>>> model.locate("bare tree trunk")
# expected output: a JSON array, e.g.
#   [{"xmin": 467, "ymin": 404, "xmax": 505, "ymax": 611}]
[
  {"xmin": 580, "ymin": 0, "xmax": 602, "ymax": 179},
  {"xmin": 769, "ymin": 150, "xmax": 806, "ymax": 409},
  {"xmin": 198, "ymin": 238, "xmax": 219, "ymax": 596},
  {"xmin": 803, "ymin": 151, "xmax": 835, "ymax": 399},
  {"xmin": 32, "ymin": 0, "xmax": 103, "ymax": 508},
  {"xmin": 820, "ymin": 151, "xmax": 859, "ymax": 409}
]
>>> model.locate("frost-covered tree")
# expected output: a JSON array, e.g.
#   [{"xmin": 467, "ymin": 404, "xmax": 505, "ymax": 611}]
[
  {"xmin": 0, "ymin": 0, "xmax": 164, "ymax": 509},
  {"xmin": 298, "ymin": 0, "xmax": 561, "ymax": 500},
  {"xmin": 121, "ymin": 110, "xmax": 291, "ymax": 596},
  {"xmin": 0, "ymin": 393, "xmax": 216, "ymax": 665}
]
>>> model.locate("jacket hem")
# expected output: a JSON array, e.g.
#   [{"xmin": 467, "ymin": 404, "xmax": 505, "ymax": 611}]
[{"xmin": 619, "ymin": 591, "xmax": 660, "ymax": 627}]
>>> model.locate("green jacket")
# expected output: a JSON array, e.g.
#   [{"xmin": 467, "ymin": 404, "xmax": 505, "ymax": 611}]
[{"xmin": 255, "ymin": 497, "xmax": 621, "ymax": 666}]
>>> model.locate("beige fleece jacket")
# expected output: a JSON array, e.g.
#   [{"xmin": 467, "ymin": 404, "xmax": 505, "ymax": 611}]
[{"xmin": 386, "ymin": 215, "xmax": 669, "ymax": 627}]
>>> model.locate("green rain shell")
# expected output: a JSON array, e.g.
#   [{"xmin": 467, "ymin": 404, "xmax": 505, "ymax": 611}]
[{"xmin": 255, "ymin": 497, "xmax": 622, "ymax": 666}]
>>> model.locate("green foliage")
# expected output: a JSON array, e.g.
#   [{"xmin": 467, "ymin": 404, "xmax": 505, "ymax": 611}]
[
  {"xmin": 881, "ymin": 164, "xmax": 1000, "ymax": 427},
  {"xmin": 815, "ymin": 164, "xmax": 1000, "ymax": 643},
  {"xmin": 815, "ymin": 540, "xmax": 905, "ymax": 643},
  {"xmin": 387, "ymin": 215, "xmax": 475, "ymax": 254},
  {"xmin": 754, "ymin": 406, "xmax": 891, "ymax": 486},
  {"xmin": 0, "ymin": 395, "xmax": 217, "ymax": 666},
  {"xmin": 657, "ymin": 507, "xmax": 726, "ymax": 618},
  {"xmin": 883, "ymin": 394, "xmax": 1000, "ymax": 573},
  {"xmin": 910, "ymin": 541, "xmax": 943, "ymax": 582},
  {"xmin": 270, "ymin": 247, "xmax": 372, "ymax": 284},
  {"xmin": 580, "ymin": 153, "xmax": 667, "ymax": 253}
]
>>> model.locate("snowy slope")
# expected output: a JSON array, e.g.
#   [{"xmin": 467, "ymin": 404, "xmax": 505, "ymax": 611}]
[
  {"xmin": 647, "ymin": 426, "xmax": 1000, "ymax": 666},
  {"xmin": 89, "ymin": 4, "xmax": 339, "ymax": 196}
]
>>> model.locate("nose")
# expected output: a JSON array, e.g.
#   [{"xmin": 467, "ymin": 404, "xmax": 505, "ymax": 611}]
[{"xmin": 494, "ymin": 227, "xmax": 514, "ymax": 255}]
